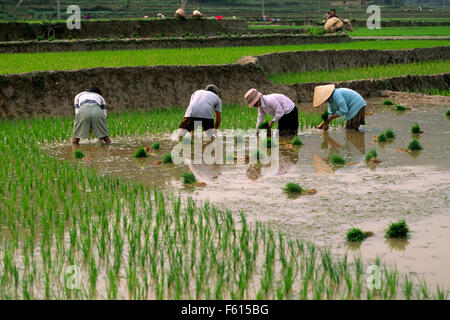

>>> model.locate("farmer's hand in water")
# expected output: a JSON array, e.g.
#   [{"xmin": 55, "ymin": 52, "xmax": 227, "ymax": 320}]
[{"xmin": 318, "ymin": 121, "xmax": 325, "ymax": 129}]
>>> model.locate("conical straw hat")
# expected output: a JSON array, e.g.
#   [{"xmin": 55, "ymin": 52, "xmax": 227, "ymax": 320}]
[{"xmin": 313, "ymin": 84, "xmax": 335, "ymax": 107}]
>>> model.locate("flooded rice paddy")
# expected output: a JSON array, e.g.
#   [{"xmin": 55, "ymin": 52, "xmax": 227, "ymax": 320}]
[{"xmin": 48, "ymin": 104, "xmax": 450, "ymax": 289}]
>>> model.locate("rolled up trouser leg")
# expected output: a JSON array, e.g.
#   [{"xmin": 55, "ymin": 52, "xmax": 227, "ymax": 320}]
[{"xmin": 345, "ymin": 106, "xmax": 366, "ymax": 130}]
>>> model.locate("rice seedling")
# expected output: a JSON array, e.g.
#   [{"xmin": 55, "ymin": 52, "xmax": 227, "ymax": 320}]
[
  {"xmin": 395, "ymin": 105, "xmax": 409, "ymax": 111},
  {"xmin": 410, "ymin": 123, "xmax": 423, "ymax": 134},
  {"xmin": 291, "ymin": 136, "xmax": 303, "ymax": 146},
  {"xmin": 407, "ymin": 138, "xmax": 423, "ymax": 151},
  {"xmin": 382, "ymin": 99, "xmax": 394, "ymax": 106},
  {"xmin": 181, "ymin": 172, "xmax": 196, "ymax": 185},
  {"xmin": 330, "ymin": 154, "xmax": 345, "ymax": 165},
  {"xmin": 321, "ymin": 110, "xmax": 329, "ymax": 122},
  {"xmin": 446, "ymin": 110, "xmax": 450, "ymax": 117},
  {"xmin": 346, "ymin": 228, "xmax": 365, "ymax": 242},
  {"xmin": 365, "ymin": 148, "xmax": 378, "ymax": 162},
  {"xmin": 258, "ymin": 121, "xmax": 270, "ymax": 130},
  {"xmin": 74, "ymin": 150, "xmax": 85, "ymax": 159},
  {"xmin": 282, "ymin": 183, "xmax": 304, "ymax": 194},
  {"xmin": 385, "ymin": 220, "xmax": 410, "ymax": 239},
  {"xmin": 377, "ymin": 133, "xmax": 387, "ymax": 143},
  {"xmin": 384, "ymin": 128, "xmax": 396, "ymax": 139},
  {"xmin": 162, "ymin": 153, "xmax": 173, "ymax": 164},
  {"xmin": 133, "ymin": 147, "xmax": 147, "ymax": 158},
  {"xmin": 151, "ymin": 142, "xmax": 160, "ymax": 150}
]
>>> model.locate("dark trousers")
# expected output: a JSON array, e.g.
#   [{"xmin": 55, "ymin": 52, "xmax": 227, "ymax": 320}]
[
  {"xmin": 179, "ymin": 117, "xmax": 214, "ymax": 132},
  {"xmin": 278, "ymin": 106, "xmax": 299, "ymax": 136}
]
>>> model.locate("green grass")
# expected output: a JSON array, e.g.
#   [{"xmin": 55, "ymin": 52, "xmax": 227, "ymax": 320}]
[
  {"xmin": 291, "ymin": 136, "xmax": 303, "ymax": 146},
  {"xmin": 411, "ymin": 123, "xmax": 423, "ymax": 134},
  {"xmin": 268, "ymin": 60, "xmax": 450, "ymax": 84},
  {"xmin": 365, "ymin": 148, "xmax": 378, "ymax": 162},
  {"xmin": 162, "ymin": 152, "xmax": 173, "ymax": 164},
  {"xmin": 282, "ymin": 182, "xmax": 303, "ymax": 194},
  {"xmin": 330, "ymin": 154, "xmax": 345, "ymax": 165},
  {"xmin": 181, "ymin": 171, "xmax": 196, "ymax": 184},
  {"xmin": 385, "ymin": 220, "xmax": 410, "ymax": 239},
  {"xmin": 346, "ymin": 228, "xmax": 365, "ymax": 242},
  {"xmin": 1, "ymin": 41, "xmax": 449, "ymax": 74},
  {"xmin": 0, "ymin": 108, "xmax": 443, "ymax": 300},
  {"xmin": 74, "ymin": 150, "xmax": 85, "ymax": 159},
  {"xmin": 133, "ymin": 146, "xmax": 147, "ymax": 158},
  {"xmin": 408, "ymin": 138, "xmax": 423, "ymax": 151},
  {"xmin": 351, "ymin": 26, "xmax": 450, "ymax": 37}
]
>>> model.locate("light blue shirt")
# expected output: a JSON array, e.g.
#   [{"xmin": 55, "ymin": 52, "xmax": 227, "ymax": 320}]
[{"xmin": 327, "ymin": 88, "xmax": 366, "ymax": 121}]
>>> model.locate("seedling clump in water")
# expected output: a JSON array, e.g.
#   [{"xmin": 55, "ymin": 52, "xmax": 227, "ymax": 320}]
[
  {"xmin": 282, "ymin": 182, "xmax": 304, "ymax": 194},
  {"xmin": 408, "ymin": 138, "xmax": 423, "ymax": 151},
  {"xmin": 377, "ymin": 132, "xmax": 387, "ymax": 143},
  {"xmin": 446, "ymin": 110, "xmax": 450, "ymax": 117},
  {"xmin": 291, "ymin": 136, "xmax": 303, "ymax": 146},
  {"xmin": 365, "ymin": 148, "xmax": 378, "ymax": 162},
  {"xmin": 133, "ymin": 147, "xmax": 147, "ymax": 158},
  {"xmin": 330, "ymin": 154, "xmax": 345, "ymax": 165},
  {"xmin": 411, "ymin": 123, "xmax": 423, "ymax": 134},
  {"xmin": 384, "ymin": 128, "xmax": 396, "ymax": 139},
  {"xmin": 74, "ymin": 150, "xmax": 85, "ymax": 159},
  {"xmin": 382, "ymin": 99, "xmax": 394, "ymax": 106},
  {"xmin": 385, "ymin": 220, "xmax": 410, "ymax": 239},
  {"xmin": 162, "ymin": 153, "xmax": 173, "ymax": 164},
  {"xmin": 395, "ymin": 105, "xmax": 409, "ymax": 111},
  {"xmin": 151, "ymin": 142, "xmax": 160, "ymax": 150},
  {"xmin": 181, "ymin": 172, "xmax": 196, "ymax": 185},
  {"xmin": 346, "ymin": 228, "xmax": 365, "ymax": 242}
]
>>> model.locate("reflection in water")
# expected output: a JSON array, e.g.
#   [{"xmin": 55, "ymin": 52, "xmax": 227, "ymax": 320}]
[{"xmin": 386, "ymin": 239, "xmax": 410, "ymax": 251}]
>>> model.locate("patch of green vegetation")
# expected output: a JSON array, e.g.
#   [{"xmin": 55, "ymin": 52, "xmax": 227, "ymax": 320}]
[
  {"xmin": 411, "ymin": 123, "xmax": 423, "ymax": 134},
  {"xmin": 446, "ymin": 110, "xmax": 450, "ymax": 117},
  {"xmin": 384, "ymin": 128, "xmax": 396, "ymax": 139},
  {"xmin": 151, "ymin": 142, "xmax": 160, "ymax": 150},
  {"xmin": 395, "ymin": 105, "xmax": 409, "ymax": 111},
  {"xmin": 181, "ymin": 171, "xmax": 196, "ymax": 185},
  {"xmin": 365, "ymin": 148, "xmax": 378, "ymax": 162},
  {"xmin": 258, "ymin": 121, "xmax": 270, "ymax": 130},
  {"xmin": 408, "ymin": 138, "xmax": 423, "ymax": 151},
  {"xmin": 346, "ymin": 228, "xmax": 365, "ymax": 242},
  {"xmin": 351, "ymin": 26, "xmax": 450, "ymax": 37},
  {"xmin": 74, "ymin": 150, "xmax": 85, "ymax": 159},
  {"xmin": 282, "ymin": 182, "xmax": 303, "ymax": 194},
  {"xmin": 162, "ymin": 153, "xmax": 173, "ymax": 164},
  {"xmin": 330, "ymin": 154, "xmax": 345, "ymax": 165},
  {"xmin": 385, "ymin": 220, "xmax": 410, "ymax": 239},
  {"xmin": 133, "ymin": 147, "xmax": 147, "ymax": 158},
  {"xmin": 377, "ymin": 133, "xmax": 387, "ymax": 143},
  {"xmin": 382, "ymin": 99, "xmax": 394, "ymax": 106},
  {"xmin": 321, "ymin": 110, "xmax": 329, "ymax": 122},
  {"xmin": 291, "ymin": 136, "xmax": 303, "ymax": 146},
  {"xmin": 264, "ymin": 137, "xmax": 274, "ymax": 148}
]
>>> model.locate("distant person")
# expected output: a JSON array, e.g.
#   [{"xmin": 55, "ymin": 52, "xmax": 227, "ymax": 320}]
[
  {"xmin": 178, "ymin": 84, "xmax": 222, "ymax": 133},
  {"xmin": 329, "ymin": 9, "xmax": 337, "ymax": 19},
  {"xmin": 72, "ymin": 87, "xmax": 111, "ymax": 145},
  {"xmin": 245, "ymin": 88, "xmax": 299, "ymax": 136},
  {"xmin": 314, "ymin": 84, "xmax": 366, "ymax": 131},
  {"xmin": 84, "ymin": 13, "xmax": 91, "ymax": 20}
]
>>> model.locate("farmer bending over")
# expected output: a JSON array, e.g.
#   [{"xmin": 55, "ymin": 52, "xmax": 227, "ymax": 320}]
[
  {"xmin": 72, "ymin": 87, "xmax": 111, "ymax": 144},
  {"xmin": 179, "ymin": 84, "xmax": 222, "ymax": 133},
  {"xmin": 315, "ymin": 84, "xmax": 366, "ymax": 131},
  {"xmin": 245, "ymin": 88, "xmax": 299, "ymax": 136}
]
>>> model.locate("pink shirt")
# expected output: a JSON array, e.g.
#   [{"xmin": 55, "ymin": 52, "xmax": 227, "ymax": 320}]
[{"xmin": 256, "ymin": 94, "xmax": 295, "ymax": 130}]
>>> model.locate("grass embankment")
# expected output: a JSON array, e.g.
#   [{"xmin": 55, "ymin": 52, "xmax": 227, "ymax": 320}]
[
  {"xmin": 0, "ymin": 110, "xmax": 444, "ymax": 300},
  {"xmin": 1, "ymin": 40, "xmax": 449, "ymax": 74},
  {"xmin": 268, "ymin": 60, "xmax": 450, "ymax": 84}
]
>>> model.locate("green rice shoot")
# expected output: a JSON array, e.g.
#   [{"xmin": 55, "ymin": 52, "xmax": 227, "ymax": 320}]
[
  {"xmin": 291, "ymin": 136, "xmax": 303, "ymax": 146},
  {"xmin": 385, "ymin": 220, "xmax": 410, "ymax": 239},
  {"xmin": 133, "ymin": 147, "xmax": 147, "ymax": 158},
  {"xmin": 346, "ymin": 228, "xmax": 365, "ymax": 242},
  {"xmin": 283, "ymin": 182, "xmax": 304, "ymax": 194},
  {"xmin": 162, "ymin": 153, "xmax": 173, "ymax": 164},
  {"xmin": 330, "ymin": 154, "xmax": 345, "ymax": 165},
  {"xmin": 408, "ymin": 138, "xmax": 423, "ymax": 151},
  {"xmin": 74, "ymin": 150, "xmax": 85, "ymax": 159},
  {"xmin": 365, "ymin": 148, "xmax": 378, "ymax": 162},
  {"xmin": 151, "ymin": 142, "xmax": 160, "ymax": 150},
  {"xmin": 181, "ymin": 172, "xmax": 196, "ymax": 185}
]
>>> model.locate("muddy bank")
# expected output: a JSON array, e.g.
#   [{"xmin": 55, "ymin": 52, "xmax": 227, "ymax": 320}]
[
  {"xmin": 239, "ymin": 46, "xmax": 450, "ymax": 74},
  {"xmin": 0, "ymin": 19, "xmax": 247, "ymax": 42},
  {"xmin": 0, "ymin": 34, "xmax": 351, "ymax": 54}
]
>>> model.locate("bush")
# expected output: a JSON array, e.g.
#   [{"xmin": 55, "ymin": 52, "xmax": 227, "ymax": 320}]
[
  {"xmin": 181, "ymin": 172, "xmax": 196, "ymax": 184},
  {"xmin": 133, "ymin": 147, "xmax": 147, "ymax": 158},
  {"xmin": 346, "ymin": 228, "xmax": 365, "ymax": 242},
  {"xmin": 377, "ymin": 132, "xmax": 387, "ymax": 143},
  {"xmin": 291, "ymin": 136, "xmax": 303, "ymax": 146},
  {"xmin": 411, "ymin": 123, "xmax": 423, "ymax": 134},
  {"xmin": 162, "ymin": 153, "xmax": 173, "ymax": 164},
  {"xmin": 382, "ymin": 99, "xmax": 394, "ymax": 106},
  {"xmin": 151, "ymin": 142, "xmax": 160, "ymax": 150},
  {"xmin": 74, "ymin": 150, "xmax": 85, "ymax": 159},
  {"xmin": 385, "ymin": 220, "xmax": 410, "ymax": 239},
  {"xmin": 408, "ymin": 138, "xmax": 423, "ymax": 151},
  {"xmin": 330, "ymin": 154, "xmax": 345, "ymax": 165},
  {"xmin": 365, "ymin": 148, "xmax": 377, "ymax": 161},
  {"xmin": 384, "ymin": 128, "xmax": 395, "ymax": 139},
  {"xmin": 282, "ymin": 182, "xmax": 303, "ymax": 194}
]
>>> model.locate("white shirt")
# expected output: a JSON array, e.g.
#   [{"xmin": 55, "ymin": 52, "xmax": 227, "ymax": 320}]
[
  {"xmin": 74, "ymin": 92, "xmax": 107, "ymax": 116},
  {"xmin": 184, "ymin": 90, "xmax": 222, "ymax": 119},
  {"xmin": 256, "ymin": 94, "xmax": 295, "ymax": 130}
]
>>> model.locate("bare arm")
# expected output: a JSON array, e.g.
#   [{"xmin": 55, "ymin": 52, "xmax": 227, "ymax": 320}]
[{"xmin": 214, "ymin": 112, "xmax": 221, "ymax": 129}]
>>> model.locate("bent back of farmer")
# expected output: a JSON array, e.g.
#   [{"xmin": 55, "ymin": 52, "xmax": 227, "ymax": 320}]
[
  {"xmin": 179, "ymin": 84, "xmax": 222, "ymax": 132},
  {"xmin": 314, "ymin": 85, "xmax": 366, "ymax": 130},
  {"xmin": 72, "ymin": 87, "xmax": 111, "ymax": 144}
]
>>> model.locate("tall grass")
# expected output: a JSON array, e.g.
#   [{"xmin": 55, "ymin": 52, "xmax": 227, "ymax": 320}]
[
  {"xmin": 1, "ymin": 40, "xmax": 449, "ymax": 74},
  {"xmin": 268, "ymin": 60, "xmax": 450, "ymax": 84}
]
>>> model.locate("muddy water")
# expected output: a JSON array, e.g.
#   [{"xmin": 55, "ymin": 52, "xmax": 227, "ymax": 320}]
[{"xmin": 48, "ymin": 105, "xmax": 450, "ymax": 289}]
